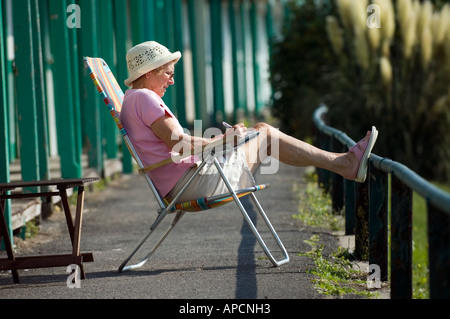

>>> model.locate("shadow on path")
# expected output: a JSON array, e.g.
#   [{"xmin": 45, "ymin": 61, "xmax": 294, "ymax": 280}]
[{"xmin": 235, "ymin": 196, "xmax": 257, "ymax": 298}]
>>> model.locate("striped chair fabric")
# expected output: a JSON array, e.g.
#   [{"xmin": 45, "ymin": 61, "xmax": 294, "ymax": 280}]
[{"xmin": 167, "ymin": 184, "xmax": 270, "ymax": 212}]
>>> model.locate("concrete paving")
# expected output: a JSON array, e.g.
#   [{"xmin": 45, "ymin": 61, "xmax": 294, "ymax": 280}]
[{"xmin": 0, "ymin": 162, "xmax": 348, "ymax": 302}]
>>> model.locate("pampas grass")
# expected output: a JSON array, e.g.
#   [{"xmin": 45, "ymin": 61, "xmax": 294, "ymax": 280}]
[
  {"xmin": 421, "ymin": 25, "xmax": 433, "ymax": 68},
  {"xmin": 326, "ymin": 15, "xmax": 344, "ymax": 55},
  {"xmin": 379, "ymin": 56, "xmax": 392, "ymax": 86},
  {"xmin": 373, "ymin": 0, "xmax": 395, "ymax": 45},
  {"xmin": 323, "ymin": 0, "xmax": 450, "ymax": 184}
]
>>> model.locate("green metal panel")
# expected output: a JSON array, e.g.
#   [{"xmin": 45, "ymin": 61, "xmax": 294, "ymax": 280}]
[
  {"xmin": 250, "ymin": 0, "xmax": 262, "ymax": 116},
  {"xmin": 164, "ymin": 0, "xmax": 175, "ymax": 50},
  {"xmin": 39, "ymin": 0, "xmax": 55, "ymax": 158},
  {"xmin": 78, "ymin": 0, "xmax": 104, "ymax": 176},
  {"xmin": 0, "ymin": 1, "xmax": 6, "ymax": 166},
  {"xmin": 187, "ymin": 0, "xmax": 208, "ymax": 124},
  {"xmin": 172, "ymin": 0, "xmax": 187, "ymax": 127},
  {"xmin": 113, "ymin": 0, "xmax": 132, "ymax": 83},
  {"xmin": 13, "ymin": 0, "xmax": 40, "ymax": 191},
  {"xmin": 229, "ymin": 0, "xmax": 240, "ymax": 123},
  {"xmin": 31, "ymin": 0, "xmax": 50, "ymax": 181},
  {"xmin": 265, "ymin": 0, "xmax": 274, "ymax": 41},
  {"xmin": 67, "ymin": 0, "xmax": 82, "ymax": 169},
  {"xmin": 48, "ymin": 0, "xmax": 82, "ymax": 179},
  {"xmin": 157, "ymin": 0, "xmax": 186, "ymax": 127},
  {"xmin": 158, "ymin": 0, "xmax": 173, "ymax": 113},
  {"xmin": 98, "ymin": 0, "xmax": 118, "ymax": 160},
  {"xmin": 238, "ymin": 0, "xmax": 249, "ymax": 117},
  {"xmin": 0, "ymin": 0, "xmax": 7, "ymax": 175},
  {"xmin": 113, "ymin": 0, "xmax": 133, "ymax": 173},
  {"xmin": 3, "ymin": 0, "xmax": 16, "ymax": 161},
  {"xmin": 265, "ymin": 0, "xmax": 274, "ymax": 102},
  {"xmin": 210, "ymin": 0, "xmax": 225, "ymax": 125},
  {"xmin": 153, "ymin": 0, "xmax": 167, "ymax": 44},
  {"xmin": 0, "ymin": 0, "xmax": 12, "ymax": 248},
  {"xmin": 129, "ymin": 0, "xmax": 145, "ymax": 45},
  {"xmin": 143, "ymin": 0, "xmax": 156, "ymax": 40}
]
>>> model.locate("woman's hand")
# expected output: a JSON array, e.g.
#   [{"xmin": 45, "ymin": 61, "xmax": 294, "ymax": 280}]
[{"xmin": 224, "ymin": 123, "xmax": 248, "ymax": 146}]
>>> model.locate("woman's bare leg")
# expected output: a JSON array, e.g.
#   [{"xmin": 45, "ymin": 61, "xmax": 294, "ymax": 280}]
[{"xmin": 243, "ymin": 122, "xmax": 370, "ymax": 181}]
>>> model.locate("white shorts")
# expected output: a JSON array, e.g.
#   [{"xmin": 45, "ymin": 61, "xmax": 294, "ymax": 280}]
[{"xmin": 166, "ymin": 147, "xmax": 256, "ymax": 203}]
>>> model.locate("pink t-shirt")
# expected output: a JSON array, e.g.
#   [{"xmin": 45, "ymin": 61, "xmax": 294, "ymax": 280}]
[{"xmin": 120, "ymin": 89, "xmax": 196, "ymax": 197}]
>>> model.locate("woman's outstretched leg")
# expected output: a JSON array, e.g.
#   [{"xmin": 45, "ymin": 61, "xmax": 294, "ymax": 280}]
[{"xmin": 243, "ymin": 122, "xmax": 377, "ymax": 182}]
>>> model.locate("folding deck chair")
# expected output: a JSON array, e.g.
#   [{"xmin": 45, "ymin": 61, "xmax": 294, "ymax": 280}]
[{"xmin": 83, "ymin": 57, "xmax": 289, "ymax": 272}]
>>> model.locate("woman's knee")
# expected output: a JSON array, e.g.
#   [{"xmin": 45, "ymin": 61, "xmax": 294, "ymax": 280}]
[
  {"xmin": 251, "ymin": 122, "xmax": 275, "ymax": 152},
  {"xmin": 252, "ymin": 122, "xmax": 273, "ymax": 134},
  {"xmin": 253, "ymin": 122, "xmax": 278, "ymax": 141}
]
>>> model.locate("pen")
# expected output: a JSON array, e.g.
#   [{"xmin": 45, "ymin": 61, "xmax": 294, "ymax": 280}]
[{"xmin": 222, "ymin": 121, "xmax": 232, "ymax": 128}]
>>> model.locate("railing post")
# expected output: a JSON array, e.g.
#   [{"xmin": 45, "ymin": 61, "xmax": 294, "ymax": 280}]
[
  {"xmin": 427, "ymin": 203, "xmax": 450, "ymax": 299},
  {"xmin": 390, "ymin": 173, "xmax": 413, "ymax": 299},
  {"xmin": 331, "ymin": 137, "xmax": 344, "ymax": 213},
  {"xmin": 315, "ymin": 131, "xmax": 330, "ymax": 192},
  {"xmin": 344, "ymin": 179, "xmax": 355, "ymax": 235},
  {"xmin": 368, "ymin": 161, "xmax": 388, "ymax": 281},
  {"xmin": 354, "ymin": 181, "xmax": 369, "ymax": 260}
]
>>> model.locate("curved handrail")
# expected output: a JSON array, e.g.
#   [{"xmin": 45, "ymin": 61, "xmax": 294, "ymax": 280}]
[{"xmin": 313, "ymin": 104, "xmax": 450, "ymax": 215}]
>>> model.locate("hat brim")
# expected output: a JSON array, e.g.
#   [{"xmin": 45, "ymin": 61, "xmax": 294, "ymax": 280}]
[{"xmin": 124, "ymin": 51, "xmax": 181, "ymax": 87}]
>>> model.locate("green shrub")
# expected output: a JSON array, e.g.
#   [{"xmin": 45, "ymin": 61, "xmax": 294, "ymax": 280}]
[{"xmin": 270, "ymin": 0, "xmax": 338, "ymax": 138}]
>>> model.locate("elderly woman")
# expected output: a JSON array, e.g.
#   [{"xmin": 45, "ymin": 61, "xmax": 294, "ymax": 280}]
[{"xmin": 120, "ymin": 41, "xmax": 378, "ymax": 203}]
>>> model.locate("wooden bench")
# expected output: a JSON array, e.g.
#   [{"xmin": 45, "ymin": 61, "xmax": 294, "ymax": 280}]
[{"xmin": 0, "ymin": 178, "xmax": 98, "ymax": 283}]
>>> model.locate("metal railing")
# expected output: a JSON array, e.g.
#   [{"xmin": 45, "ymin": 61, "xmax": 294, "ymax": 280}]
[{"xmin": 312, "ymin": 104, "xmax": 450, "ymax": 299}]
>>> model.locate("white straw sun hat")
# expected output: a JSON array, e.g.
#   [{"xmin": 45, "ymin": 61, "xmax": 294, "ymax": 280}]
[{"xmin": 124, "ymin": 41, "xmax": 181, "ymax": 87}]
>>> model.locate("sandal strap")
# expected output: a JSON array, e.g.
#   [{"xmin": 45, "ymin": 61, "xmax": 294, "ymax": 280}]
[{"xmin": 350, "ymin": 139, "xmax": 368, "ymax": 161}]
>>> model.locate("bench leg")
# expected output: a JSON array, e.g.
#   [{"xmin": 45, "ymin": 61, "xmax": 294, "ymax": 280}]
[
  {"xmin": 0, "ymin": 198, "xmax": 20, "ymax": 283},
  {"xmin": 60, "ymin": 186, "xmax": 88, "ymax": 279}
]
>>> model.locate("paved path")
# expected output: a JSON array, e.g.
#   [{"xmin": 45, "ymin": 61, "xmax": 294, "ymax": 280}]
[{"xmin": 0, "ymin": 162, "xmax": 343, "ymax": 301}]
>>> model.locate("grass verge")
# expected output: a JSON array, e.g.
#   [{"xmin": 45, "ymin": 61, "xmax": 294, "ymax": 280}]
[
  {"xmin": 293, "ymin": 170, "xmax": 381, "ymax": 298},
  {"xmin": 300, "ymin": 235, "xmax": 378, "ymax": 298}
]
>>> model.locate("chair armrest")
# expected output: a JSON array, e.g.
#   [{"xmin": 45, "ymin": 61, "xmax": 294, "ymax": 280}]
[{"xmin": 138, "ymin": 138, "xmax": 230, "ymax": 174}]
